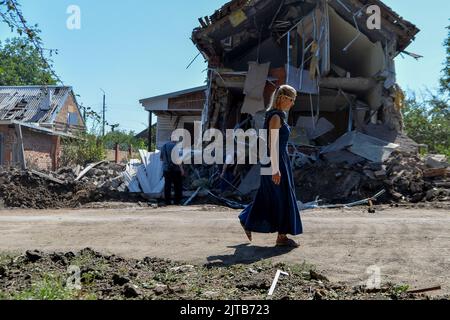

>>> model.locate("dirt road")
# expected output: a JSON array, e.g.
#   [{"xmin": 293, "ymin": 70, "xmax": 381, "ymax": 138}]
[{"xmin": 0, "ymin": 205, "xmax": 448, "ymax": 294}]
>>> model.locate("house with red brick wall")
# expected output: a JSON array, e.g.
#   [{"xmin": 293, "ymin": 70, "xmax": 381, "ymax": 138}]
[{"xmin": 0, "ymin": 86, "xmax": 86, "ymax": 171}]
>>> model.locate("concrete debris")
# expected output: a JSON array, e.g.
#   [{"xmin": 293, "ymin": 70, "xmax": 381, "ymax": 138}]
[
  {"xmin": 75, "ymin": 161, "xmax": 106, "ymax": 182},
  {"xmin": 29, "ymin": 169, "xmax": 66, "ymax": 185},
  {"xmin": 322, "ymin": 150, "xmax": 365, "ymax": 165},
  {"xmin": 295, "ymin": 117, "xmax": 335, "ymax": 140},
  {"xmin": 0, "ymin": 162, "xmax": 142, "ymax": 209},
  {"xmin": 321, "ymin": 131, "xmax": 399, "ymax": 163},
  {"xmin": 237, "ymin": 165, "xmax": 261, "ymax": 195},
  {"xmin": 424, "ymin": 155, "xmax": 449, "ymax": 169},
  {"xmin": 295, "ymin": 151, "xmax": 450, "ymax": 204}
]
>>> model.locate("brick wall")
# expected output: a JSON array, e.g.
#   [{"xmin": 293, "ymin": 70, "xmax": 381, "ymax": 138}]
[
  {"xmin": 22, "ymin": 128, "xmax": 57, "ymax": 171},
  {"xmin": 0, "ymin": 125, "xmax": 16, "ymax": 166},
  {"xmin": 0, "ymin": 125, "xmax": 59, "ymax": 171},
  {"xmin": 105, "ymin": 149, "xmax": 139, "ymax": 163}
]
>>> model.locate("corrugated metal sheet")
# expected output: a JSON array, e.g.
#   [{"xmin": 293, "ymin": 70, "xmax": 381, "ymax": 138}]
[{"xmin": 0, "ymin": 86, "xmax": 72, "ymax": 124}]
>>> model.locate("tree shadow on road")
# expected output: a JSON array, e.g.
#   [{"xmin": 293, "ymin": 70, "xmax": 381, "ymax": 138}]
[{"xmin": 206, "ymin": 244, "xmax": 296, "ymax": 267}]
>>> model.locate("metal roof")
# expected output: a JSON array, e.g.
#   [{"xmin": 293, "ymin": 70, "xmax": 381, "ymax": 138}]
[
  {"xmin": 139, "ymin": 86, "xmax": 207, "ymax": 105},
  {"xmin": 0, "ymin": 86, "xmax": 73, "ymax": 124}
]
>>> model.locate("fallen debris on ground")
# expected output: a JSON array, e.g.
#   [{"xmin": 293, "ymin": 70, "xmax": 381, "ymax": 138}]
[
  {"xmin": 0, "ymin": 162, "xmax": 142, "ymax": 209},
  {"xmin": 0, "ymin": 249, "xmax": 446, "ymax": 300}
]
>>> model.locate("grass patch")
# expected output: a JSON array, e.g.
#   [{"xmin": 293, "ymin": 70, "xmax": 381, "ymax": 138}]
[
  {"xmin": 12, "ymin": 274, "xmax": 76, "ymax": 300},
  {"xmin": 393, "ymin": 284, "xmax": 410, "ymax": 295},
  {"xmin": 10, "ymin": 273, "xmax": 97, "ymax": 300}
]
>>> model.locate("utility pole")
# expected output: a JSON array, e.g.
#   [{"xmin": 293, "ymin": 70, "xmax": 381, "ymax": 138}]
[
  {"xmin": 148, "ymin": 111, "xmax": 153, "ymax": 152},
  {"xmin": 100, "ymin": 89, "xmax": 106, "ymax": 136}
]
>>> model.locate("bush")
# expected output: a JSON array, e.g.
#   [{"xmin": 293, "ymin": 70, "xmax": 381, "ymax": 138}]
[
  {"xmin": 101, "ymin": 130, "xmax": 147, "ymax": 151},
  {"xmin": 60, "ymin": 133, "xmax": 106, "ymax": 166}
]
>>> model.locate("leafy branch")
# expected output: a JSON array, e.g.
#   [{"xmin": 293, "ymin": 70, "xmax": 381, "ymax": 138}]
[{"xmin": 0, "ymin": 0, "xmax": 62, "ymax": 84}]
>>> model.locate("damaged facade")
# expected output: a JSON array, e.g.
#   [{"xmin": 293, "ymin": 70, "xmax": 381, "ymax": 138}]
[
  {"xmin": 0, "ymin": 86, "xmax": 85, "ymax": 171},
  {"xmin": 192, "ymin": 0, "xmax": 419, "ymax": 145}
]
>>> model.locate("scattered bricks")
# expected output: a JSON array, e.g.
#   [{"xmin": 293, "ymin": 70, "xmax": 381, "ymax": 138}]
[{"xmin": 424, "ymin": 155, "xmax": 449, "ymax": 169}]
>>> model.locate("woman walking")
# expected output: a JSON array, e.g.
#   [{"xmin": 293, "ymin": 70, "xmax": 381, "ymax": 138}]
[{"xmin": 239, "ymin": 85, "xmax": 303, "ymax": 247}]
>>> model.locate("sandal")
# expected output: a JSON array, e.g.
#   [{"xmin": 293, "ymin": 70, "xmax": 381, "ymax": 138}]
[
  {"xmin": 276, "ymin": 238, "xmax": 299, "ymax": 248},
  {"xmin": 240, "ymin": 222, "xmax": 252, "ymax": 242}
]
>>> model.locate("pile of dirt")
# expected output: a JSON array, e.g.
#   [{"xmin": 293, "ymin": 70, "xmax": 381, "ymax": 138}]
[
  {"xmin": 0, "ymin": 248, "xmax": 442, "ymax": 300},
  {"xmin": 0, "ymin": 163, "xmax": 143, "ymax": 209},
  {"xmin": 295, "ymin": 151, "xmax": 449, "ymax": 205}
]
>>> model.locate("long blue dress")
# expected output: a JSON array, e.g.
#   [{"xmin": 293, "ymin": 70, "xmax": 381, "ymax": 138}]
[{"xmin": 239, "ymin": 110, "xmax": 303, "ymax": 236}]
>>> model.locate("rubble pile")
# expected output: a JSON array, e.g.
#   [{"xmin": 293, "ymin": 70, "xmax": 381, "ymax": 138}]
[
  {"xmin": 1, "ymin": 248, "xmax": 444, "ymax": 300},
  {"xmin": 0, "ymin": 162, "xmax": 142, "ymax": 209},
  {"xmin": 295, "ymin": 152, "xmax": 450, "ymax": 205}
]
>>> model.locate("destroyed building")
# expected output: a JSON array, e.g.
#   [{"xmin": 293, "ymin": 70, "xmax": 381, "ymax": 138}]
[
  {"xmin": 185, "ymin": 0, "xmax": 450, "ymax": 205},
  {"xmin": 0, "ymin": 86, "xmax": 86, "ymax": 171},
  {"xmin": 128, "ymin": 0, "xmax": 447, "ymax": 207},
  {"xmin": 191, "ymin": 0, "xmax": 420, "ymax": 141}
]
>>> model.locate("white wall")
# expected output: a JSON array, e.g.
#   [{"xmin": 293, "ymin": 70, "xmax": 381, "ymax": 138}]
[{"xmin": 156, "ymin": 114, "xmax": 201, "ymax": 149}]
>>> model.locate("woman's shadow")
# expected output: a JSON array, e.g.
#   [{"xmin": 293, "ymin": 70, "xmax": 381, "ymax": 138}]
[{"xmin": 206, "ymin": 243, "xmax": 296, "ymax": 267}]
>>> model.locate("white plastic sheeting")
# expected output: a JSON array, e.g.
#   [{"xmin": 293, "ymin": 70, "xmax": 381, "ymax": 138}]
[{"xmin": 122, "ymin": 150, "xmax": 165, "ymax": 197}]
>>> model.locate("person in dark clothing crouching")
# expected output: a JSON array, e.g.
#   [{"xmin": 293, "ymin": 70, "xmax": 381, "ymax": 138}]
[{"xmin": 160, "ymin": 140, "xmax": 185, "ymax": 205}]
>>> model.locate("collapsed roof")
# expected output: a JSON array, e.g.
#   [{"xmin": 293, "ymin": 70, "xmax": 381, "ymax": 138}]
[
  {"xmin": 192, "ymin": 0, "xmax": 419, "ymax": 67},
  {"xmin": 190, "ymin": 0, "xmax": 420, "ymax": 140},
  {"xmin": 0, "ymin": 86, "xmax": 78, "ymax": 124}
]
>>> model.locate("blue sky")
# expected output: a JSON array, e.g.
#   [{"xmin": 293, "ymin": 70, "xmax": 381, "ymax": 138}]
[{"xmin": 0, "ymin": 0, "xmax": 449, "ymax": 133}]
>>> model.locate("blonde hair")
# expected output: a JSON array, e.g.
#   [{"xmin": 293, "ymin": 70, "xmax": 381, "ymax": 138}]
[{"xmin": 267, "ymin": 84, "xmax": 297, "ymax": 111}]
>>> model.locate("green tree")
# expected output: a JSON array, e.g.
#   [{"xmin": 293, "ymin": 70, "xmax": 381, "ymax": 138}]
[
  {"xmin": 441, "ymin": 24, "xmax": 450, "ymax": 95},
  {"xmin": 403, "ymin": 93, "xmax": 450, "ymax": 156},
  {"xmin": 0, "ymin": 37, "xmax": 57, "ymax": 85},
  {"xmin": 1, "ymin": 0, "xmax": 61, "ymax": 82},
  {"xmin": 403, "ymin": 25, "xmax": 450, "ymax": 157},
  {"xmin": 101, "ymin": 130, "xmax": 148, "ymax": 151}
]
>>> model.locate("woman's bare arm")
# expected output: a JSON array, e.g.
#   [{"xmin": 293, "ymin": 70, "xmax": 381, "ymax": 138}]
[{"xmin": 269, "ymin": 115, "xmax": 282, "ymax": 185}]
